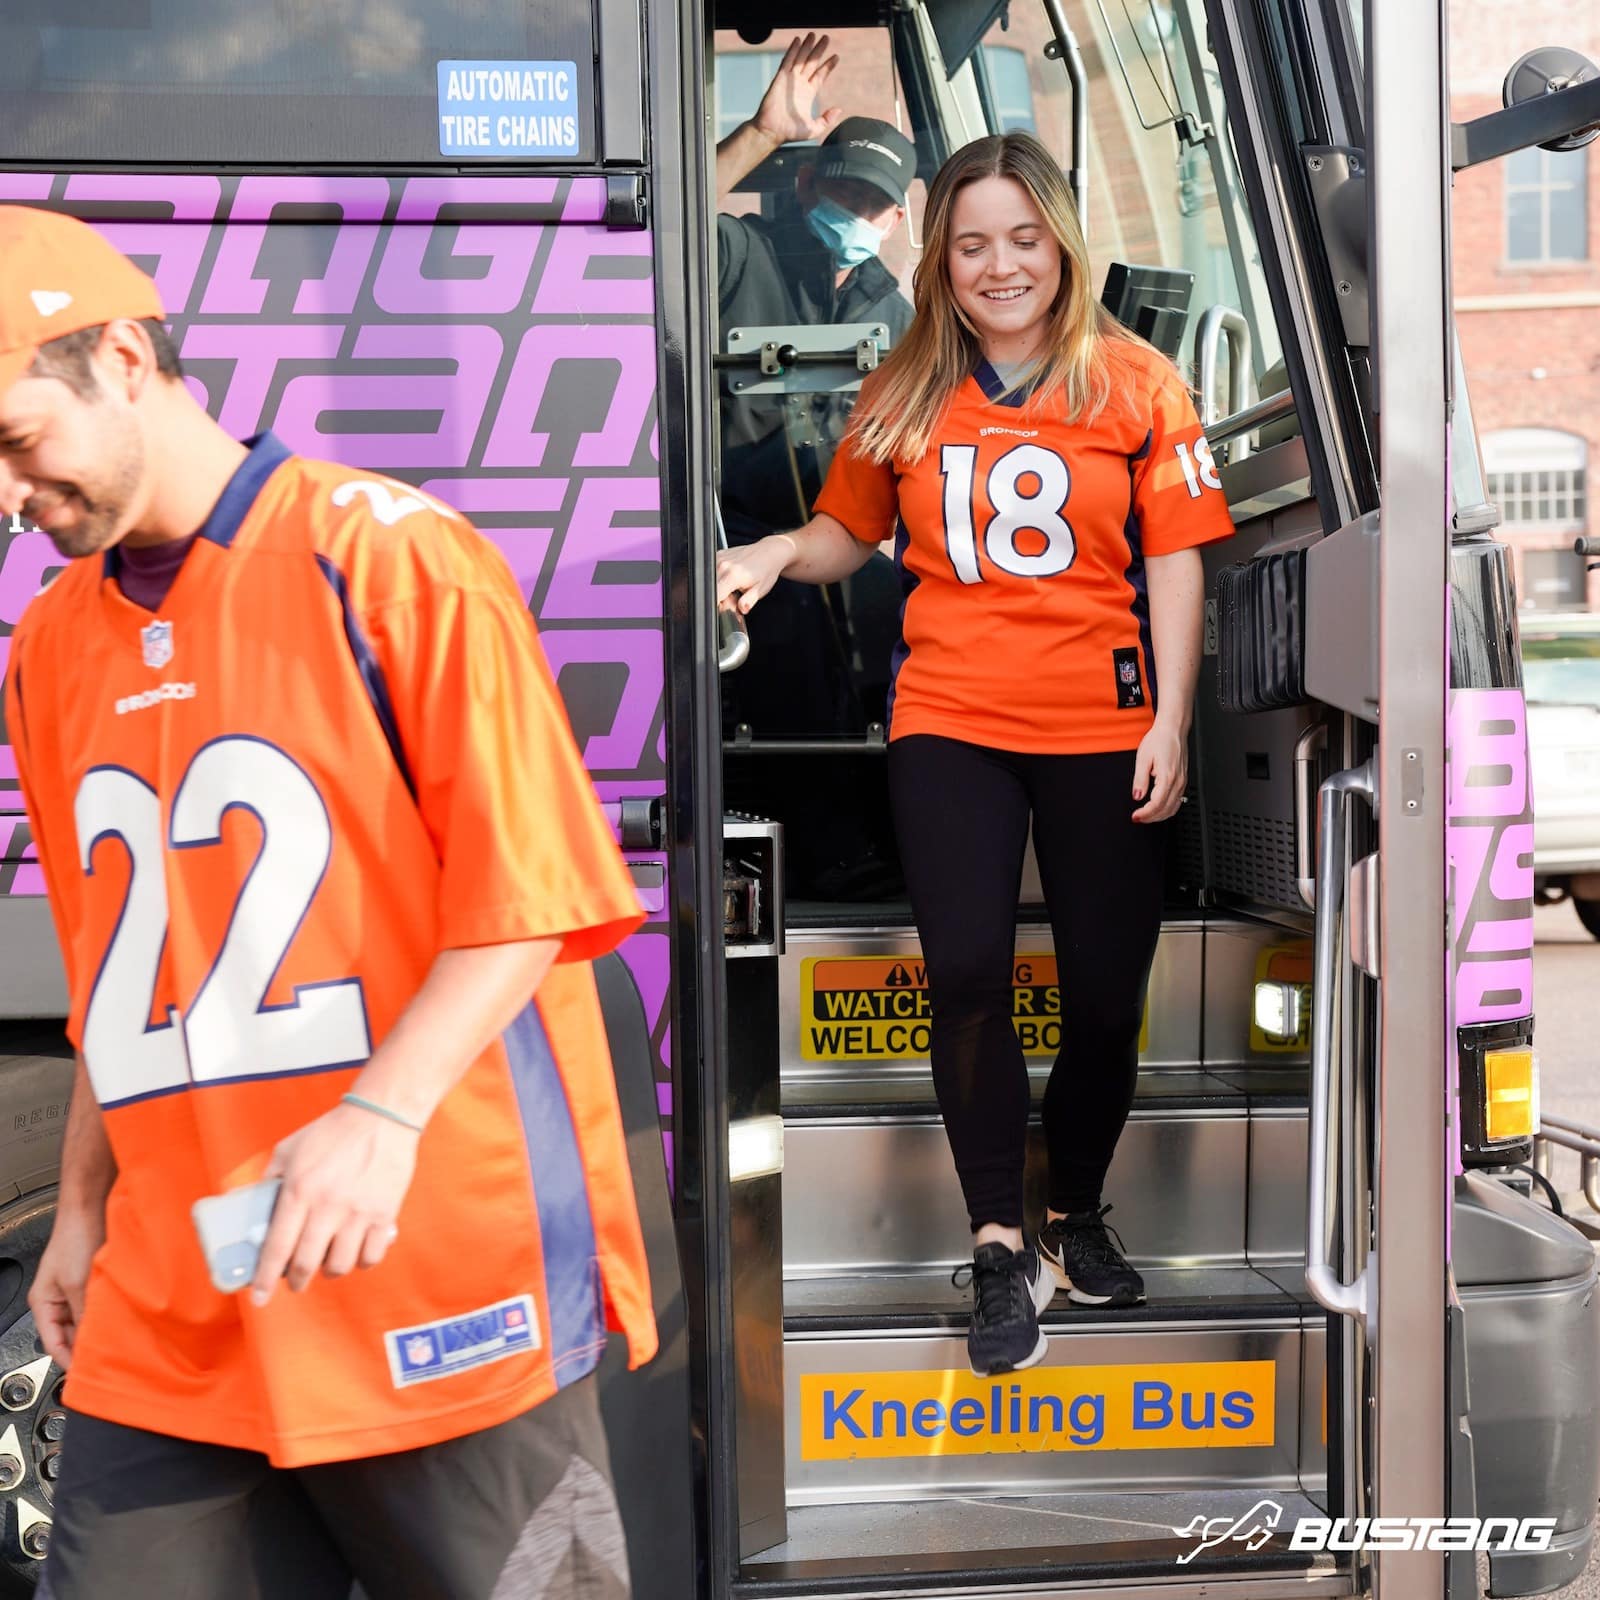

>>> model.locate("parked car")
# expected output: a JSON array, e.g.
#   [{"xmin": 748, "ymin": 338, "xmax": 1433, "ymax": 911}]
[{"xmin": 1521, "ymin": 611, "xmax": 1600, "ymax": 939}]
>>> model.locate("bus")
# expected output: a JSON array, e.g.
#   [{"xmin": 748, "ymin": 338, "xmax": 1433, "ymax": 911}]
[{"xmin": 0, "ymin": 1, "xmax": 1597, "ymax": 1596}]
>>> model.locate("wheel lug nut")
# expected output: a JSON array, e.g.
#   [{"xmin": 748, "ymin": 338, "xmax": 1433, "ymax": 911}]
[
  {"xmin": 0, "ymin": 1455, "xmax": 21, "ymax": 1491},
  {"xmin": 19, "ymin": 1522, "xmax": 47, "ymax": 1560},
  {"xmin": 0, "ymin": 1378, "xmax": 33, "ymax": 1410},
  {"xmin": 39, "ymin": 1413, "xmax": 65, "ymax": 1443},
  {"xmin": 38, "ymin": 1451, "xmax": 59, "ymax": 1482}
]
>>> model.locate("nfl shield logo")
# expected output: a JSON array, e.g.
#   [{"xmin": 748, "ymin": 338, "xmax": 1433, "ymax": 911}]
[
  {"xmin": 405, "ymin": 1334, "xmax": 436, "ymax": 1367},
  {"xmin": 506, "ymin": 1307, "xmax": 525, "ymax": 1328},
  {"xmin": 140, "ymin": 619, "xmax": 173, "ymax": 670},
  {"xmin": 1118, "ymin": 660, "xmax": 1137, "ymax": 684}
]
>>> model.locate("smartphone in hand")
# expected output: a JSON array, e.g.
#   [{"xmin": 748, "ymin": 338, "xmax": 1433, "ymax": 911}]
[{"xmin": 191, "ymin": 1178, "xmax": 282, "ymax": 1295}]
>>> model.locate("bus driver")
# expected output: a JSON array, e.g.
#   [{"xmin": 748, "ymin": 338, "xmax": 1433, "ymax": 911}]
[{"xmin": 717, "ymin": 132, "xmax": 1236, "ymax": 1378}]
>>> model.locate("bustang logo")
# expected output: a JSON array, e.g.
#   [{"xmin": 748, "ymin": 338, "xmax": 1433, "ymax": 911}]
[{"xmin": 1174, "ymin": 1498, "xmax": 1557, "ymax": 1563}]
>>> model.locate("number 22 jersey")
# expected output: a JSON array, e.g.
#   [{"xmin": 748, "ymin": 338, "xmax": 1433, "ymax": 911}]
[
  {"xmin": 814, "ymin": 340, "xmax": 1237, "ymax": 753},
  {"xmin": 5, "ymin": 435, "xmax": 656, "ymax": 1466}
]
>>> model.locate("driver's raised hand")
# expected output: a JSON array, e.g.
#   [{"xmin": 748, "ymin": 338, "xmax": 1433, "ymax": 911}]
[{"xmin": 752, "ymin": 33, "xmax": 845, "ymax": 147}]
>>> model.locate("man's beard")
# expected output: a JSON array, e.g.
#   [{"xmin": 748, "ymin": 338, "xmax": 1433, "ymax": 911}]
[{"xmin": 26, "ymin": 418, "xmax": 143, "ymax": 560}]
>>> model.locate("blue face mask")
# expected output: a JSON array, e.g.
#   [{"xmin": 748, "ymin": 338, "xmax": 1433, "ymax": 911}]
[{"xmin": 804, "ymin": 195, "xmax": 885, "ymax": 270}]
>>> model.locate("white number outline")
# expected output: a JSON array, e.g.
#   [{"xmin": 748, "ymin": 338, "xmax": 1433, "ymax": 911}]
[
  {"xmin": 939, "ymin": 442, "xmax": 1076, "ymax": 583},
  {"xmin": 78, "ymin": 767, "xmax": 186, "ymax": 1103},
  {"xmin": 77, "ymin": 737, "xmax": 372, "ymax": 1107},
  {"xmin": 330, "ymin": 479, "xmax": 454, "ymax": 527},
  {"xmin": 1174, "ymin": 435, "xmax": 1222, "ymax": 498}
]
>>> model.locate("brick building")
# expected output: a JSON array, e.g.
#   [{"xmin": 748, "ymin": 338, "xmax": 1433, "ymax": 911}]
[{"xmin": 1451, "ymin": 0, "xmax": 1600, "ymax": 611}]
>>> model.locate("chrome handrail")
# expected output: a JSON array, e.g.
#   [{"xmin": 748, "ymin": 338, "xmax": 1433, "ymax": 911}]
[
  {"xmin": 1306, "ymin": 760, "xmax": 1376, "ymax": 1326},
  {"xmin": 1194, "ymin": 305, "xmax": 1253, "ymax": 434},
  {"xmin": 1209, "ymin": 387, "xmax": 1297, "ymax": 450},
  {"xmin": 713, "ymin": 498, "xmax": 751, "ymax": 674},
  {"xmin": 1294, "ymin": 724, "xmax": 1329, "ymax": 910}
]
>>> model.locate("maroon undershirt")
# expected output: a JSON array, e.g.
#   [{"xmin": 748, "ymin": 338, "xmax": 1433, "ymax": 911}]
[{"xmin": 117, "ymin": 534, "xmax": 199, "ymax": 611}]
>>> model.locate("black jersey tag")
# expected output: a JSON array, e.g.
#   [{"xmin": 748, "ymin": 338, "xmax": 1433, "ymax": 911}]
[{"xmin": 1113, "ymin": 647, "xmax": 1145, "ymax": 709}]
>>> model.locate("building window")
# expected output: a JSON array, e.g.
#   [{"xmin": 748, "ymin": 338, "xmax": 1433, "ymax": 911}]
[
  {"xmin": 1484, "ymin": 428, "xmax": 1588, "ymax": 532},
  {"xmin": 715, "ymin": 52, "xmax": 785, "ymax": 142},
  {"xmin": 1505, "ymin": 145, "xmax": 1588, "ymax": 264},
  {"xmin": 978, "ymin": 46, "xmax": 1037, "ymax": 134},
  {"xmin": 1520, "ymin": 548, "xmax": 1589, "ymax": 612}
]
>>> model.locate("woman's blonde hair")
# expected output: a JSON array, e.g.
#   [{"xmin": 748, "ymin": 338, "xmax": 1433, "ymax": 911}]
[{"xmin": 849, "ymin": 130, "xmax": 1140, "ymax": 465}]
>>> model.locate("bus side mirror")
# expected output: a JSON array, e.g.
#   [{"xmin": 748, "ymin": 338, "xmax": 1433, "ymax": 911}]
[{"xmin": 1504, "ymin": 48, "xmax": 1600, "ymax": 152}]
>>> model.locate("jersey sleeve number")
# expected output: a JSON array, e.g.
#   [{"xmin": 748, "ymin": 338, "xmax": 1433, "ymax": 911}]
[
  {"xmin": 940, "ymin": 442, "xmax": 1076, "ymax": 584},
  {"xmin": 1174, "ymin": 436, "xmax": 1222, "ymax": 497},
  {"xmin": 76, "ymin": 738, "xmax": 372, "ymax": 1108}
]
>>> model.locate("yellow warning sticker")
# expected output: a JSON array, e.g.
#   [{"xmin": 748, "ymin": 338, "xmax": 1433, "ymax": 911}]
[
  {"xmin": 1249, "ymin": 942, "xmax": 1312, "ymax": 1055},
  {"xmin": 801, "ymin": 954, "xmax": 1060, "ymax": 1061},
  {"xmin": 799, "ymin": 1360, "xmax": 1276, "ymax": 1458}
]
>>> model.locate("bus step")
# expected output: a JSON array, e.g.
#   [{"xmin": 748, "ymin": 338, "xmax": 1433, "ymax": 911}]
[
  {"xmin": 778, "ymin": 915, "xmax": 1311, "ymax": 1111},
  {"xmin": 780, "ymin": 1291, "xmax": 1324, "ymax": 1505},
  {"xmin": 736, "ymin": 1487, "xmax": 1349, "ymax": 1594},
  {"xmin": 781, "ymin": 1106, "xmax": 1308, "ymax": 1278}
]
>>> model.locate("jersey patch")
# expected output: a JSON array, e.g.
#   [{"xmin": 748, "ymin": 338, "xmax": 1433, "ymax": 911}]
[
  {"xmin": 386, "ymin": 1294, "xmax": 541, "ymax": 1388},
  {"xmin": 1113, "ymin": 647, "xmax": 1145, "ymax": 709}
]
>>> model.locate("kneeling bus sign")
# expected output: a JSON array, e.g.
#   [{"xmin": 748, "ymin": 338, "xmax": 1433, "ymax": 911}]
[{"xmin": 437, "ymin": 61, "xmax": 581, "ymax": 158}]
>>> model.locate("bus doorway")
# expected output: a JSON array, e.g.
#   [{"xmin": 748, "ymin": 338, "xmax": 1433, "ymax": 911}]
[{"xmin": 696, "ymin": 0, "xmax": 1600, "ymax": 1593}]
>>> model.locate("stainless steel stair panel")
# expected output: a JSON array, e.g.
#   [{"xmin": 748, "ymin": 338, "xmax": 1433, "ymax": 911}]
[
  {"xmin": 745, "ymin": 1485, "xmax": 1331, "ymax": 1563},
  {"xmin": 780, "ymin": 922, "xmax": 1205, "ymax": 1103},
  {"xmin": 783, "ymin": 1320, "xmax": 1305, "ymax": 1502},
  {"xmin": 1298, "ymin": 1321, "xmax": 1329, "ymax": 1498},
  {"xmin": 782, "ymin": 1112, "xmax": 1250, "ymax": 1278},
  {"xmin": 1246, "ymin": 1109, "xmax": 1310, "ymax": 1266}
]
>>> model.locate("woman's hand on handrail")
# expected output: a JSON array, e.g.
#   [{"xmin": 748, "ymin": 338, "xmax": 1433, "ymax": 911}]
[{"xmin": 715, "ymin": 513, "xmax": 875, "ymax": 615}]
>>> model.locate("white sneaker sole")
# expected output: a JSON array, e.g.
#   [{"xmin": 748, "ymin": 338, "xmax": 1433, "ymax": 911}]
[{"xmin": 1040, "ymin": 1248, "xmax": 1145, "ymax": 1307}]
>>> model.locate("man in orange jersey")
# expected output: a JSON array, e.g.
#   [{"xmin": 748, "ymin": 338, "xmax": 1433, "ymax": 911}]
[{"xmin": 0, "ymin": 204, "xmax": 654, "ymax": 1599}]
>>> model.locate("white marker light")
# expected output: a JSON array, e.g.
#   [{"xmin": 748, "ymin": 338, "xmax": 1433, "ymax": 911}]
[
  {"xmin": 728, "ymin": 1115, "xmax": 785, "ymax": 1183},
  {"xmin": 1253, "ymin": 981, "xmax": 1303, "ymax": 1044}
]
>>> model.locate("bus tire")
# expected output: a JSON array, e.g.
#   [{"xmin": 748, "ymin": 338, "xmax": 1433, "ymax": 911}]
[
  {"xmin": 1575, "ymin": 897, "xmax": 1600, "ymax": 941},
  {"xmin": 0, "ymin": 1034, "xmax": 74, "ymax": 1594},
  {"xmin": 0, "ymin": 1191, "xmax": 61, "ymax": 1594}
]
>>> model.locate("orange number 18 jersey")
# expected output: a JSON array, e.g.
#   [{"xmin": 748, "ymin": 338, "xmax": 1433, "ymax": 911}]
[{"xmin": 5, "ymin": 435, "xmax": 655, "ymax": 1466}]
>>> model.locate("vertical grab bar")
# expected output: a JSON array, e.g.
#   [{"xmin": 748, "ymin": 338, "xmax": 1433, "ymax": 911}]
[
  {"xmin": 714, "ymin": 497, "xmax": 751, "ymax": 674},
  {"xmin": 1193, "ymin": 305, "xmax": 1254, "ymax": 459},
  {"xmin": 1305, "ymin": 760, "xmax": 1375, "ymax": 1326},
  {"xmin": 1294, "ymin": 724, "xmax": 1329, "ymax": 909}
]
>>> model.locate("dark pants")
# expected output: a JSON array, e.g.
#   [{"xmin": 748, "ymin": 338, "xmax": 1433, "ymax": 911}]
[
  {"xmin": 36, "ymin": 1377, "xmax": 627, "ymax": 1600},
  {"xmin": 887, "ymin": 735, "xmax": 1167, "ymax": 1231}
]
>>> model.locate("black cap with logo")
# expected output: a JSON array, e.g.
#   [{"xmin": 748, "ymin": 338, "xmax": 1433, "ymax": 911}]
[{"xmin": 814, "ymin": 118, "xmax": 917, "ymax": 207}]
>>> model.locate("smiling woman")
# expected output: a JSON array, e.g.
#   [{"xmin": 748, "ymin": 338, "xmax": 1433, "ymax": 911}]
[{"xmin": 716, "ymin": 129, "xmax": 1237, "ymax": 1379}]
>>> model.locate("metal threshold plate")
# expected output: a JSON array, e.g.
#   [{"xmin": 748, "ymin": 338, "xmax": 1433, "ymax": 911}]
[{"xmin": 734, "ymin": 1490, "xmax": 1353, "ymax": 1599}]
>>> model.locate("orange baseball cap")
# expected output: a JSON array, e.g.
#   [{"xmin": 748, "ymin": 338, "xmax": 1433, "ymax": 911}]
[{"xmin": 0, "ymin": 206, "xmax": 165, "ymax": 397}]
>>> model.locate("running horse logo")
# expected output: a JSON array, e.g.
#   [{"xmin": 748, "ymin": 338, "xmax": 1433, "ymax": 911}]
[{"xmin": 1172, "ymin": 1499, "xmax": 1284, "ymax": 1564}]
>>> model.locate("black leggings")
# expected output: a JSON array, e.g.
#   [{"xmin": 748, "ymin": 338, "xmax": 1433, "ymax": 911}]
[{"xmin": 887, "ymin": 734, "xmax": 1167, "ymax": 1231}]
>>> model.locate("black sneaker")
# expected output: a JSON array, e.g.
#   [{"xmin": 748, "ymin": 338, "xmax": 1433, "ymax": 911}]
[
  {"xmin": 1038, "ymin": 1205, "xmax": 1146, "ymax": 1306},
  {"xmin": 952, "ymin": 1241, "xmax": 1056, "ymax": 1377}
]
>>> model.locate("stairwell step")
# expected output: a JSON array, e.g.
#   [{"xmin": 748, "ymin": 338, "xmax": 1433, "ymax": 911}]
[{"xmin": 781, "ymin": 1315, "xmax": 1318, "ymax": 1504}]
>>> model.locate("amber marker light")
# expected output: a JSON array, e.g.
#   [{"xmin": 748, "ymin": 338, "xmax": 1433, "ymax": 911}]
[{"xmin": 1483, "ymin": 1047, "xmax": 1538, "ymax": 1144}]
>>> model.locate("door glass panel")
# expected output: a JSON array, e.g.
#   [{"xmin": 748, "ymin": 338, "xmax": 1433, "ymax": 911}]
[{"xmin": 962, "ymin": 0, "xmax": 1288, "ymax": 418}]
